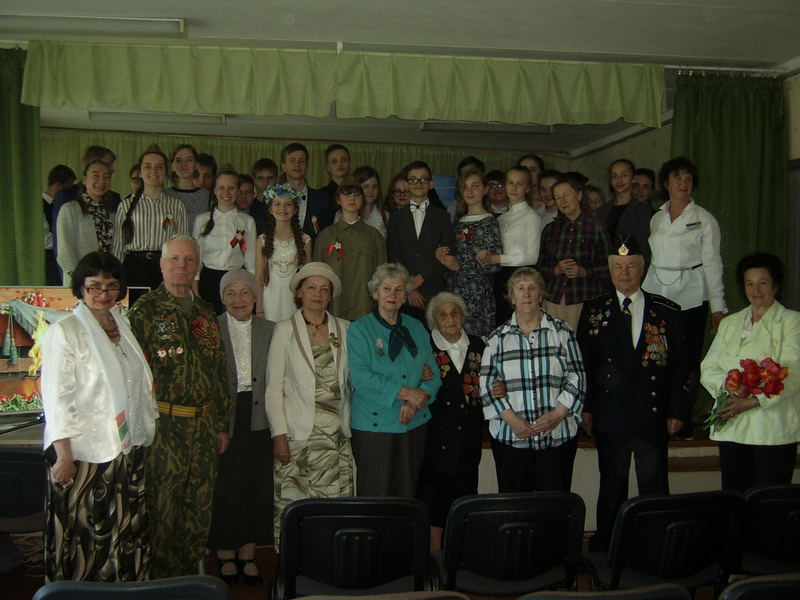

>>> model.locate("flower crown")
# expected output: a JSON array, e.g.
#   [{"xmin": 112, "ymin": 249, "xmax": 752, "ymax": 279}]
[{"xmin": 265, "ymin": 183, "xmax": 301, "ymax": 205}]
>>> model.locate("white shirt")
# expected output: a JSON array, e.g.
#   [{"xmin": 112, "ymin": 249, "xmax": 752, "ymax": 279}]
[
  {"xmin": 226, "ymin": 313, "xmax": 253, "ymax": 392},
  {"xmin": 536, "ymin": 204, "xmax": 556, "ymax": 231},
  {"xmin": 410, "ymin": 198, "xmax": 430, "ymax": 237},
  {"xmin": 193, "ymin": 208, "xmax": 256, "ymax": 274},
  {"xmin": 497, "ymin": 201, "xmax": 542, "ymax": 267},
  {"xmin": 432, "ymin": 328, "xmax": 469, "ymax": 373},
  {"xmin": 642, "ymin": 200, "xmax": 727, "ymax": 313},
  {"xmin": 334, "ymin": 207, "xmax": 387, "ymax": 238},
  {"xmin": 616, "ymin": 288, "xmax": 644, "ymax": 347},
  {"xmin": 297, "ymin": 184, "xmax": 309, "ymax": 228},
  {"xmin": 43, "ymin": 192, "xmax": 54, "ymax": 250}
]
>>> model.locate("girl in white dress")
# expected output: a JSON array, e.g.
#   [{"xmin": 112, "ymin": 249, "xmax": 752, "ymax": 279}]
[{"xmin": 255, "ymin": 184, "xmax": 311, "ymax": 320}]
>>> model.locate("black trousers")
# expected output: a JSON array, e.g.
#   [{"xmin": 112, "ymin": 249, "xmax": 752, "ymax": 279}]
[
  {"xmin": 490, "ymin": 435, "xmax": 578, "ymax": 494},
  {"xmin": 198, "ymin": 266, "xmax": 227, "ymax": 316},
  {"xmin": 718, "ymin": 441, "xmax": 797, "ymax": 494},
  {"xmin": 591, "ymin": 430, "xmax": 669, "ymax": 551}
]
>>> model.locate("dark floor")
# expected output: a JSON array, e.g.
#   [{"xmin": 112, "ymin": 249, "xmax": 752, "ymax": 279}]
[{"xmin": 2, "ymin": 535, "xmax": 717, "ymax": 600}]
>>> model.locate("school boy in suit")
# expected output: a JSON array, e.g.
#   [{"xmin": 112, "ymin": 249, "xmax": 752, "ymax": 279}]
[
  {"xmin": 279, "ymin": 143, "xmax": 333, "ymax": 245},
  {"xmin": 577, "ymin": 236, "xmax": 690, "ymax": 551},
  {"xmin": 386, "ymin": 161, "xmax": 455, "ymax": 322}
]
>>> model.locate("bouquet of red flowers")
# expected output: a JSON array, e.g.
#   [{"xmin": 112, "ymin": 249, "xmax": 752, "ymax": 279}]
[{"xmin": 704, "ymin": 357, "xmax": 788, "ymax": 432}]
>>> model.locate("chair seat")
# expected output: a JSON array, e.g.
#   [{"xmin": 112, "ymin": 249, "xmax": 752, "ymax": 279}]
[
  {"xmin": 0, "ymin": 533, "xmax": 25, "ymax": 574},
  {"xmin": 739, "ymin": 552, "xmax": 800, "ymax": 575},
  {"xmin": 296, "ymin": 575, "xmax": 418, "ymax": 597},
  {"xmin": 583, "ymin": 551, "xmax": 722, "ymax": 592}
]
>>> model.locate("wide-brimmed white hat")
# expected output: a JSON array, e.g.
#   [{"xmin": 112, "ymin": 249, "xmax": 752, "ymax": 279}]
[{"xmin": 289, "ymin": 262, "xmax": 342, "ymax": 298}]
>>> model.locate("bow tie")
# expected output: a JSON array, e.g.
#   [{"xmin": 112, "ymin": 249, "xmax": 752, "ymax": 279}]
[{"xmin": 410, "ymin": 202, "xmax": 427, "ymax": 212}]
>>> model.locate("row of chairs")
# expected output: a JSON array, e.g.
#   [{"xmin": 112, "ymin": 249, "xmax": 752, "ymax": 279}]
[{"xmin": 272, "ymin": 486, "xmax": 799, "ymax": 599}]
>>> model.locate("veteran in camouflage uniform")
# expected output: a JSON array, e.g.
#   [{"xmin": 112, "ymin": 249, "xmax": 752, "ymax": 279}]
[
  {"xmin": 129, "ymin": 235, "xmax": 231, "ymax": 579},
  {"xmin": 577, "ymin": 236, "xmax": 689, "ymax": 552}
]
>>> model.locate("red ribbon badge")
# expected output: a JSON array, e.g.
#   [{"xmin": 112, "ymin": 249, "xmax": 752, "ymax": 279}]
[
  {"xmin": 230, "ymin": 229, "xmax": 246, "ymax": 252},
  {"xmin": 456, "ymin": 227, "xmax": 472, "ymax": 242},
  {"xmin": 327, "ymin": 237, "xmax": 344, "ymax": 259}
]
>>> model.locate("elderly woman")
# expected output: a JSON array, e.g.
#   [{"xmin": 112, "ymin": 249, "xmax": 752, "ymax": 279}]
[
  {"xmin": 481, "ymin": 267, "xmax": 585, "ymax": 493},
  {"xmin": 264, "ymin": 262, "xmax": 352, "ymax": 545},
  {"xmin": 701, "ymin": 253, "xmax": 800, "ymax": 493},
  {"xmin": 347, "ymin": 263, "xmax": 442, "ymax": 497},
  {"xmin": 41, "ymin": 251, "xmax": 157, "ymax": 582},
  {"xmin": 416, "ymin": 292, "xmax": 486, "ymax": 550},
  {"xmin": 538, "ymin": 177, "xmax": 612, "ymax": 331},
  {"xmin": 207, "ymin": 269, "xmax": 274, "ymax": 586},
  {"xmin": 643, "ymin": 157, "xmax": 727, "ymax": 436}
]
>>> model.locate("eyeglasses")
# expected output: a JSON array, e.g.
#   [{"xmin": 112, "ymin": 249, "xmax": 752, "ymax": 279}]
[
  {"xmin": 84, "ymin": 283, "xmax": 122, "ymax": 296},
  {"xmin": 406, "ymin": 177, "xmax": 431, "ymax": 185},
  {"xmin": 392, "ymin": 189, "xmax": 410, "ymax": 196},
  {"xmin": 488, "ymin": 183, "xmax": 505, "ymax": 189}
]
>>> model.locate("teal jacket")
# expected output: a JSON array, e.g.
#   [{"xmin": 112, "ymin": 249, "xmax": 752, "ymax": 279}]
[
  {"xmin": 701, "ymin": 301, "xmax": 800, "ymax": 445},
  {"xmin": 347, "ymin": 312, "xmax": 441, "ymax": 433}
]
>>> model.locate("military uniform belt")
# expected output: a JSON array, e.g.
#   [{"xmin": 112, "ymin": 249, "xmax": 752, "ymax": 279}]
[{"xmin": 156, "ymin": 400, "xmax": 213, "ymax": 418}]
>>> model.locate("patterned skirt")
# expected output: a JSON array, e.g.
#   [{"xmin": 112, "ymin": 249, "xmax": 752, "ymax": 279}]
[
  {"xmin": 45, "ymin": 446, "xmax": 150, "ymax": 582},
  {"xmin": 273, "ymin": 402, "xmax": 353, "ymax": 547}
]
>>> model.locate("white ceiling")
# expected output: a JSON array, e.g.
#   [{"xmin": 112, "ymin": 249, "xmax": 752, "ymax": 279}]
[{"xmin": 3, "ymin": 0, "xmax": 800, "ymax": 156}]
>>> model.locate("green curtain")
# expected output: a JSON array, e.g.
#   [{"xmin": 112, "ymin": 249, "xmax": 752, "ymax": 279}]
[
  {"xmin": 0, "ymin": 49, "xmax": 43, "ymax": 286},
  {"xmin": 671, "ymin": 74, "xmax": 788, "ymax": 315},
  {"xmin": 23, "ymin": 40, "xmax": 665, "ymax": 128},
  {"xmin": 39, "ymin": 129, "xmax": 564, "ymax": 196}
]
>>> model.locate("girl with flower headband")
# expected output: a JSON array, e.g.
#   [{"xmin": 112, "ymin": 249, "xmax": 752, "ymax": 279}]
[
  {"xmin": 193, "ymin": 170, "xmax": 257, "ymax": 315},
  {"xmin": 255, "ymin": 183, "xmax": 311, "ymax": 321}
]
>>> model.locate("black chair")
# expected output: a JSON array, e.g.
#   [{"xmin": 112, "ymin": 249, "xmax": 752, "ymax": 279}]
[
  {"xmin": 302, "ymin": 593, "xmax": 470, "ymax": 600},
  {"xmin": 271, "ymin": 497, "xmax": 433, "ymax": 600},
  {"xmin": 521, "ymin": 582, "xmax": 692, "ymax": 599},
  {"xmin": 583, "ymin": 490, "xmax": 746, "ymax": 593},
  {"xmin": 0, "ymin": 447, "xmax": 48, "ymax": 573},
  {"xmin": 718, "ymin": 573, "xmax": 800, "ymax": 600},
  {"xmin": 434, "ymin": 492, "xmax": 586, "ymax": 595},
  {"xmin": 740, "ymin": 484, "xmax": 800, "ymax": 574},
  {"xmin": 31, "ymin": 575, "xmax": 230, "ymax": 599}
]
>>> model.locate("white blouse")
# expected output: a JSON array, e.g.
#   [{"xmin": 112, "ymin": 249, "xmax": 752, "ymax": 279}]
[
  {"xmin": 497, "ymin": 201, "xmax": 542, "ymax": 267},
  {"xmin": 642, "ymin": 200, "xmax": 727, "ymax": 313},
  {"xmin": 193, "ymin": 208, "xmax": 256, "ymax": 274},
  {"xmin": 226, "ymin": 312, "xmax": 253, "ymax": 393}
]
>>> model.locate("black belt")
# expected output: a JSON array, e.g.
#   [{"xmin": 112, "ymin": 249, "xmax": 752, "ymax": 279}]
[{"xmin": 127, "ymin": 250, "xmax": 162, "ymax": 260}]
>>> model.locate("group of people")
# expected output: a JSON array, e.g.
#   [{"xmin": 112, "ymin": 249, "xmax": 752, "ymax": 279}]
[{"xmin": 39, "ymin": 143, "xmax": 798, "ymax": 585}]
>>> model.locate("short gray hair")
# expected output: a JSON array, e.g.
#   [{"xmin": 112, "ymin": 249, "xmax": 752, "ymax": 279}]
[
  {"xmin": 426, "ymin": 292, "xmax": 468, "ymax": 330},
  {"xmin": 161, "ymin": 234, "xmax": 201, "ymax": 261},
  {"xmin": 505, "ymin": 266, "xmax": 546, "ymax": 301},
  {"xmin": 366, "ymin": 263, "xmax": 414, "ymax": 295},
  {"xmin": 607, "ymin": 254, "xmax": 645, "ymax": 268}
]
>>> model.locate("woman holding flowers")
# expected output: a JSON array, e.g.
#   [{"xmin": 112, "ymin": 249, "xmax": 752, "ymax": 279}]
[{"xmin": 701, "ymin": 252, "xmax": 800, "ymax": 493}]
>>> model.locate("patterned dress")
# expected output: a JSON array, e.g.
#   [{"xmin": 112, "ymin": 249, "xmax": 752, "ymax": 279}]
[
  {"xmin": 273, "ymin": 344, "xmax": 353, "ymax": 547},
  {"xmin": 446, "ymin": 214, "xmax": 502, "ymax": 338}
]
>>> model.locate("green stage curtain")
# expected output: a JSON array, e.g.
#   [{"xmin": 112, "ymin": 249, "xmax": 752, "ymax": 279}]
[
  {"xmin": 39, "ymin": 129, "xmax": 538, "ymax": 195},
  {"xmin": 23, "ymin": 41, "xmax": 665, "ymax": 128},
  {"xmin": 671, "ymin": 74, "xmax": 788, "ymax": 314},
  {"xmin": 0, "ymin": 49, "xmax": 43, "ymax": 286}
]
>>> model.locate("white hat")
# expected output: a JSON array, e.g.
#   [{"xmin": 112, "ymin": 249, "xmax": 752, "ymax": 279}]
[{"xmin": 289, "ymin": 262, "xmax": 342, "ymax": 298}]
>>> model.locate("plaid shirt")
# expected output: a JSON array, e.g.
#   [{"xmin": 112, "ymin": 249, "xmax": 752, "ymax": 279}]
[
  {"xmin": 538, "ymin": 211, "xmax": 612, "ymax": 304},
  {"xmin": 481, "ymin": 312, "xmax": 585, "ymax": 449}
]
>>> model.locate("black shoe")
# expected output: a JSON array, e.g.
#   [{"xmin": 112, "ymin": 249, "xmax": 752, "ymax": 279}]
[
  {"xmin": 238, "ymin": 558, "xmax": 263, "ymax": 586},
  {"xmin": 674, "ymin": 422, "xmax": 695, "ymax": 441},
  {"xmin": 217, "ymin": 557, "xmax": 239, "ymax": 585}
]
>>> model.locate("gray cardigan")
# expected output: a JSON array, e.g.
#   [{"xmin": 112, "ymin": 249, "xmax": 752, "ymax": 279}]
[{"xmin": 218, "ymin": 313, "xmax": 275, "ymax": 436}]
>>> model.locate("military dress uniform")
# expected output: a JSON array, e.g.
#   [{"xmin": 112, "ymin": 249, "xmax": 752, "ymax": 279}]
[
  {"xmin": 577, "ymin": 290, "xmax": 689, "ymax": 551},
  {"xmin": 129, "ymin": 284, "xmax": 230, "ymax": 579}
]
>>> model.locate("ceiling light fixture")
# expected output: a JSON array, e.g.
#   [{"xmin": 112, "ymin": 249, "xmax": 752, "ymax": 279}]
[{"xmin": 0, "ymin": 15, "xmax": 187, "ymax": 38}]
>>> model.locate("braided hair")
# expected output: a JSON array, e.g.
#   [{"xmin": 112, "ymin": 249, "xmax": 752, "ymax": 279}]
[
  {"xmin": 260, "ymin": 184, "xmax": 305, "ymax": 286},
  {"xmin": 200, "ymin": 170, "xmax": 241, "ymax": 237},
  {"xmin": 121, "ymin": 145, "xmax": 169, "ymax": 245}
]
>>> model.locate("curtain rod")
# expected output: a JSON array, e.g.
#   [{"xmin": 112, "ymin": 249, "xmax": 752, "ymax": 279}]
[{"xmin": 663, "ymin": 64, "xmax": 784, "ymax": 75}]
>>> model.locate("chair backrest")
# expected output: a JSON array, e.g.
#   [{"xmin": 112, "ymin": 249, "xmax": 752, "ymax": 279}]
[
  {"xmin": 31, "ymin": 575, "xmax": 230, "ymax": 600},
  {"xmin": 520, "ymin": 582, "xmax": 692, "ymax": 599},
  {"xmin": 277, "ymin": 497, "xmax": 430, "ymax": 599},
  {"xmin": 718, "ymin": 573, "xmax": 800, "ymax": 600},
  {"xmin": 606, "ymin": 490, "xmax": 746, "ymax": 589},
  {"xmin": 441, "ymin": 492, "xmax": 585, "ymax": 589},
  {"xmin": 0, "ymin": 448, "xmax": 48, "ymax": 532},
  {"xmin": 743, "ymin": 484, "xmax": 800, "ymax": 566}
]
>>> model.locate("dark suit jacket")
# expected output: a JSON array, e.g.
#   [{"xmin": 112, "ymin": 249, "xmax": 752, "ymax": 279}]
[
  {"xmin": 386, "ymin": 203, "xmax": 455, "ymax": 302},
  {"xmin": 302, "ymin": 187, "xmax": 334, "ymax": 245},
  {"xmin": 218, "ymin": 314, "xmax": 275, "ymax": 437},
  {"xmin": 595, "ymin": 200, "xmax": 653, "ymax": 267},
  {"xmin": 577, "ymin": 290, "xmax": 689, "ymax": 439}
]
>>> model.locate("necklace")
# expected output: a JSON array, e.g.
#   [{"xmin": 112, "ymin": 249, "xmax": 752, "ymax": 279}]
[{"xmin": 303, "ymin": 313, "xmax": 328, "ymax": 331}]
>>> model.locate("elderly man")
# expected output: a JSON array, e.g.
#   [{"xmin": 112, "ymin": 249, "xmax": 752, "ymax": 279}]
[
  {"xmin": 129, "ymin": 234, "xmax": 230, "ymax": 578},
  {"xmin": 577, "ymin": 236, "xmax": 689, "ymax": 552}
]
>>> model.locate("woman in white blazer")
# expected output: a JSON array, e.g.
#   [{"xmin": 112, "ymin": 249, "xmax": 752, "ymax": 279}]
[
  {"xmin": 40, "ymin": 252, "xmax": 157, "ymax": 582},
  {"xmin": 264, "ymin": 262, "xmax": 352, "ymax": 547}
]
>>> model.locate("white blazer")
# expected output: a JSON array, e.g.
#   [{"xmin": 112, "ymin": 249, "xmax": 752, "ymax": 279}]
[{"xmin": 265, "ymin": 309, "xmax": 351, "ymax": 443}]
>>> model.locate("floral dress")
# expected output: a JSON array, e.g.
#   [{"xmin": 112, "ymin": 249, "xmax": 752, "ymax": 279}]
[{"xmin": 446, "ymin": 214, "xmax": 502, "ymax": 338}]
